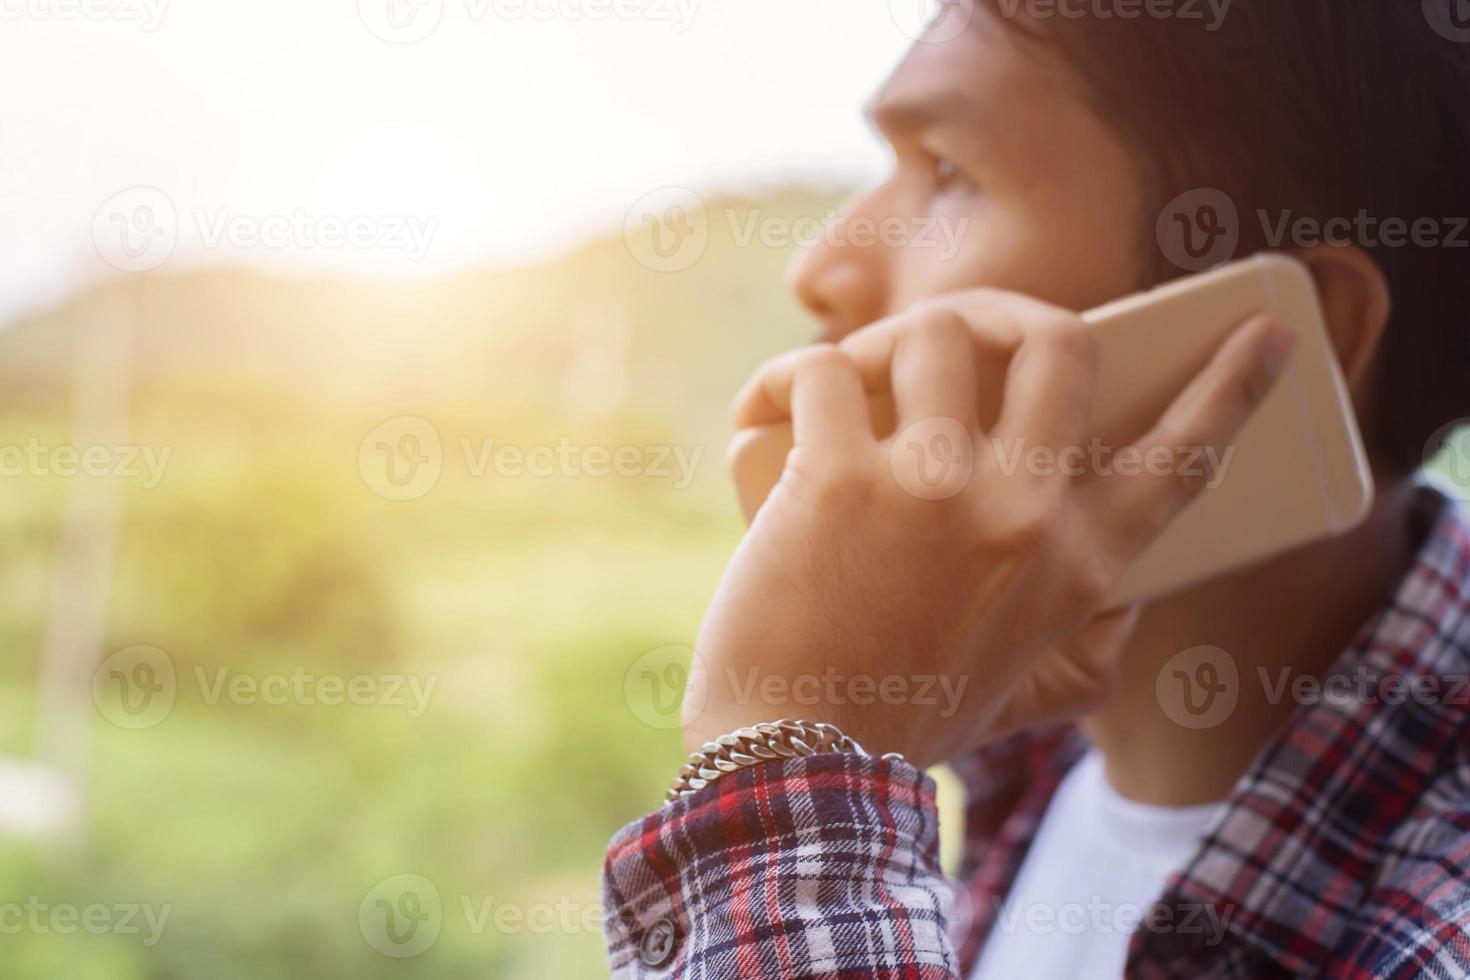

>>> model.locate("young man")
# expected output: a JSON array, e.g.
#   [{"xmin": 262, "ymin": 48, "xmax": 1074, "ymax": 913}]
[{"xmin": 604, "ymin": 2, "xmax": 1470, "ymax": 976}]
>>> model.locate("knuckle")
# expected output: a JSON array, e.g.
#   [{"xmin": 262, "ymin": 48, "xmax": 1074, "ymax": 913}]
[
  {"xmin": 1034, "ymin": 314, "xmax": 1099, "ymax": 367},
  {"xmin": 988, "ymin": 501, "xmax": 1057, "ymax": 556},
  {"xmin": 793, "ymin": 343, "xmax": 852, "ymax": 376},
  {"xmin": 1170, "ymin": 458, "xmax": 1211, "ymax": 502},
  {"xmin": 1207, "ymin": 357, "xmax": 1271, "ymax": 419},
  {"xmin": 1147, "ymin": 417, "xmax": 1197, "ymax": 458},
  {"xmin": 809, "ymin": 458, "xmax": 877, "ymax": 509},
  {"xmin": 908, "ymin": 302, "xmax": 970, "ymax": 345},
  {"xmin": 1067, "ymin": 561, "xmax": 1112, "ymax": 611},
  {"xmin": 764, "ymin": 347, "xmax": 805, "ymax": 375},
  {"xmin": 1129, "ymin": 497, "xmax": 1173, "ymax": 548},
  {"xmin": 927, "ymin": 487, "xmax": 985, "ymax": 527},
  {"xmin": 1238, "ymin": 361, "xmax": 1276, "ymax": 407},
  {"xmin": 1049, "ymin": 538, "xmax": 1107, "ymax": 606},
  {"xmin": 739, "ymin": 358, "xmax": 780, "ymax": 400},
  {"xmin": 1061, "ymin": 636, "xmax": 1114, "ymax": 692}
]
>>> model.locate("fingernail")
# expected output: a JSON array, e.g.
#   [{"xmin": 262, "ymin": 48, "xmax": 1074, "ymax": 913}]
[{"xmin": 1262, "ymin": 320, "xmax": 1297, "ymax": 375}]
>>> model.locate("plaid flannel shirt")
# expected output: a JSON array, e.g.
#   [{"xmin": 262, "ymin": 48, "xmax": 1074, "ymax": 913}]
[{"xmin": 603, "ymin": 485, "xmax": 1470, "ymax": 979}]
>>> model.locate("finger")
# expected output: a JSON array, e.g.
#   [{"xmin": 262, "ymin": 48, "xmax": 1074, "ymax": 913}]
[
  {"xmin": 787, "ymin": 345, "xmax": 874, "ymax": 451},
  {"xmin": 1095, "ymin": 313, "xmax": 1296, "ymax": 551},
  {"xmin": 847, "ymin": 292, "xmax": 1082, "ymax": 434},
  {"xmin": 990, "ymin": 313, "xmax": 1099, "ymax": 456},
  {"xmin": 729, "ymin": 347, "xmax": 811, "ymax": 429},
  {"xmin": 837, "ymin": 293, "xmax": 1025, "ymax": 397},
  {"xmin": 730, "ymin": 289, "xmax": 1053, "ymax": 432},
  {"xmin": 834, "ymin": 289, "xmax": 1064, "ymax": 399},
  {"xmin": 890, "ymin": 306, "xmax": 981, "ymax": 429}
]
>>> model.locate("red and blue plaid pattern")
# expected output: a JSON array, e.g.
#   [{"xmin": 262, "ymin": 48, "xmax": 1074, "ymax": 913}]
[{"xmin": 604, "ymin": 485, "xmax": 1470, "ymax": 978}]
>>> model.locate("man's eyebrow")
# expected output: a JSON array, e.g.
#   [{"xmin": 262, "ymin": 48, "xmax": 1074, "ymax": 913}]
[{"xmin": 865, "ymin": 89, "xmax": 985, "ymax": 139}]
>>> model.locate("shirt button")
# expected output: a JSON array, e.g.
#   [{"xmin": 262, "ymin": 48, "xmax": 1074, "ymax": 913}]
[{"xmin": 639, "ymin": 916, "xmax": 679, "ymax": 969}]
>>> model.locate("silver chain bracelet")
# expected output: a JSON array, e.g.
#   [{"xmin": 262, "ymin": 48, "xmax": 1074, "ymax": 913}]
[{"xmin": 665, "ymin": 719, "xmax": 904, "ymax": 804}]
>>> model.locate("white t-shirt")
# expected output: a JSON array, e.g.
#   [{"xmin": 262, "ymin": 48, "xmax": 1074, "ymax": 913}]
[{"xmin": 969, "ymin": 750, "xmax": 1226, "ymax": 980}]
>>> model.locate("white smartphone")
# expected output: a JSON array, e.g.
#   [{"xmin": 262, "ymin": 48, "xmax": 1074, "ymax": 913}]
[{"xmin": 728, "ymin": 253, "xmax": 1375, "ymax": 607}]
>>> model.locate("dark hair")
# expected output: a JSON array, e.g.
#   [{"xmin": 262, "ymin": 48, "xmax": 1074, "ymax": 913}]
[{"xmin": 992, "ymin": 0, "xmax": 1470, "ymax": 475}]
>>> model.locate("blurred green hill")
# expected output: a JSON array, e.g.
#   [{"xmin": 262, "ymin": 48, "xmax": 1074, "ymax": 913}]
[
  {"xmin": 0, "ymin": 188, "xmax": 839, "ymax": 429},
  {"xmin": 0, "ymin": 188, "xmax": 842, "ymax": 980}
]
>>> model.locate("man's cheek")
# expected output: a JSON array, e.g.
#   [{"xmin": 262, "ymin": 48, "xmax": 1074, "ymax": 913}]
[{"xmin": 889, "ymin": 252, "xmax": 990, "ymax": 308}]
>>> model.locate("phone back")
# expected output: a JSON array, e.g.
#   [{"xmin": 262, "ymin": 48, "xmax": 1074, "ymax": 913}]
[{"xmin": 1086, "ymin": 253, "xmax": 1373, "ymax": 604}]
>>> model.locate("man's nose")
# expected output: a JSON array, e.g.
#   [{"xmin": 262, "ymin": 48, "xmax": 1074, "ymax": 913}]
[{"xmin": 788, "ymin": 214, "xmax": 888, "ymax": 341}]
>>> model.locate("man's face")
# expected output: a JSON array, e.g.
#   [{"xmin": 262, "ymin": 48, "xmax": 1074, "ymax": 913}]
[{"xmin": 791, "ymin": 8, "xmax": 1148, "ymax": 341}]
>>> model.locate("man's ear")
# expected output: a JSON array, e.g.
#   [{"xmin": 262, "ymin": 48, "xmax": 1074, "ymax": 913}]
[{"xmin": 1289, "ymin": 245, "xmax": 1392, "ymax": 398}]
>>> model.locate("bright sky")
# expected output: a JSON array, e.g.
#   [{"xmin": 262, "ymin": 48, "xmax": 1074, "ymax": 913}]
[{"xmin": 0, "ymin": 0, "xmax": 939, "ymax": 319}]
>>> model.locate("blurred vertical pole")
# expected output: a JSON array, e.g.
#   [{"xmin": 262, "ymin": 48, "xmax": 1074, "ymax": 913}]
[{"xmin": 32, "ymin": 289, "xmax": 136, "ymax": 844}]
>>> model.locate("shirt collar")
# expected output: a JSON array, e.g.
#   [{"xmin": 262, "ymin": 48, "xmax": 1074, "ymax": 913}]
[{"xmin": 1142, "ymin": 482, "xmax": 1470, "ymax": 973}]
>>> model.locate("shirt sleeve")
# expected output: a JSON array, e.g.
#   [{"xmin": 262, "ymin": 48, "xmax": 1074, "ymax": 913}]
[{"xmin": 601, "ymin": 751, "xmax": 961, "ymax": 978}]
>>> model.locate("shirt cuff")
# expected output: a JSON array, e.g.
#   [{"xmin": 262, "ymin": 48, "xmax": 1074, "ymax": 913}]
[{"xmin": 602, "ymin": 751, "xmax": 955, "ymax": 978}]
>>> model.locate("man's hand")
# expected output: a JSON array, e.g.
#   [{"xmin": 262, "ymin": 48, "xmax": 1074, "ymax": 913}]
[{"xmin": 684, "ymin": 290, "xmax": 1295, "ymax": 768}]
